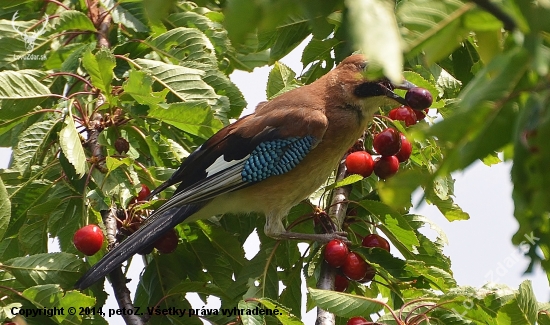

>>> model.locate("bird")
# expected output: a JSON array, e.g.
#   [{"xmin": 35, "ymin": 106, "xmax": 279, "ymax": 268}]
[{"xmin": 74, "ymin": 54, "xmax": 415, "ymax": 290}]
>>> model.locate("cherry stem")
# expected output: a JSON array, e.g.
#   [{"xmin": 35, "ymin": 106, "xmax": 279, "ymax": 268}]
[{"xmin": 46, "ymin": 72, "xmax": 94, "ymax": 89}]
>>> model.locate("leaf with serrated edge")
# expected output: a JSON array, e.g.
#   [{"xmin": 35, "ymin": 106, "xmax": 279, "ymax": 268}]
[
  {"xmin": 54, "ymin": 10, "xmax": 96, "ymax": 32},
  {"xmin": 346, "ymin": 0, "xmax": 403, "ymax": 82},
  {"xmin": 0, "ymin": 177, "xmax": 10, "ymax": 241},
  {"xmin": 358, "ymin": 199, "xmax": 420, "ymax": 250},
  {"xmin": 81, "ymin": 49, "xmax": 116, "ymax": 95},
  {"xmin": 308, "ymin": 288, "xmax": 385, "ymax": 318},
  {"xmin": 59, "ymin": 116, "xmax": 86, "ymax": 178},
  {"xmin": 3, "ymin": 253, "xmax": 84, "ymax": 289},
  {"xmin": 257, "ymin": 297, "xmax": 303, "ymax": 325}
]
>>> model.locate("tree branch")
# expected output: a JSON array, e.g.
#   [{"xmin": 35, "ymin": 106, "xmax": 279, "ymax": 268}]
[
  {"xmin": 471, "ymin": 0, "xmax": 516, "ymax": 31},
  {"xmin": 316, "ymin": 157, "xmax": 352, "ymax": 325},
  {"xmin": 101, "ymin": 209, "xmax": 145, "ymax": 325}
]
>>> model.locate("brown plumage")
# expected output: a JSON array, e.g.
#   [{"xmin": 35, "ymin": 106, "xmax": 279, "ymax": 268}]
[{"xmin": 75, "ymin": 54, "xmax": 414, "ymax": 290}]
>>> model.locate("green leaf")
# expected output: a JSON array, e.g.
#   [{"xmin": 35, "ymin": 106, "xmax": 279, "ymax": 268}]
[
  {"xmin": 266, "ymin": 62, "xmax": 301, "ymax": 99},
  {"xmin": 134, "ymin": 254, "xmax": 196, "ymax": 321},
  {"xmin": 264, "ymin": 15, "xmax": 311, "ymax": 63},
  {"xmin": 302, "ymin": 38, "xmax": 340, "ymax": 66},
  {"xmin": 166, "ymin": 281, "xmax": 229, "ymax": 300},
  {"xmin": 345, "ymin": 0, "xmax": 403, "ymax": 82},
  {"xmin": 406, "ymin": 260, "xmax": 457, "ymax": 291},
  {"xmin": 0, "ymin": 177, "xmax": 10, "ymax": 241},
  {"xmin": 105, "ymin": 156, "xmax": 132, "ymax": 173},
  {"xmin": 238, "ymin": 300, "xmax": 264, "ymax": 325},
  {"xmin": 12, "ymin": 119, "xmax": 59, "ymax": 174},
  {"xmin": 197, "ymin": 222, "xmax": 246, "ymax": 275},
  {"xmin": 279, "ymin": 262, "xmax": 303, "ymax": 318},
  {"xmin": 398, "ymin": 0, "xmax": 471, "ymax": 63},
  {"xmin": 459, "ymin": 48, "xmax": 529, "ymax": 110},
  {"xmin": 378, "ymin": 169, "xmax": 430, "ymax": 210},
  {"xmin": 3, "ymin": 253, "xmax": 85, "ymax": 289},
  {"xmin": 148, "ymin": 102, "xmax": 223, "ymax": 139},
  {"xmin": 0, "ymin": 70, "xmax": 51, "ymax": 119},
  {"xmin": 23, "ymin": 284, "xmax": 100, "ymax": 324},
  {"xmin": 497, "ymin": 281, "xmax": 539, "ymax": 325},
  {"xmin": 81, "ymin": 48, "xmax": 116, "ymax": 95},
  {"xmin": 180, "ymin": 60, "xmax": 247, "ymax": 121},
  {"xmin": 463, "ymin": 8, "xmax": 503, "ymax": 31},
  {"xmin": 426, "ymin": 189, "xmax": 470, "ymax": 221},
  {"xmin": 134, "ymin": 58, "xmax": 219, "ymax": 105},
  {"xmin": 146, "ymin": 27, "xmax": 217, "ymax": 64},
  {"xmin": 186, "ymin": 224, "xmax": 235, "ymax": 289},
  {"xmin": 539, "ymin": 311, "xmax": 550, "ymax": 325},
  {"xmin": 331, "ymin": 174, "xmax": 364, "ymax": 189},
  {"xmin": 54, "ymin": 10, "xmax": 96, "ymax": 32},
  {"xmin": 167, "ymin": 11, "xmax": 232, "ymax": 57},
  {"xmin": 308, "ymin": 288, "xmax": 384, "ymax": 318},
  {"xmin": 18, "ymin": 215, "xmax": 48, "ymax": 255},
  {"xmin": 59, "ymin": 116, "xmax": 86, "ymax": 178},
  {"xmin": 256, "ymin": 298, "xmax": 303, "ymax": 325},
  {"xmin": 123, "ymin": 70, "xmax": 168, "ymax": 105},
  {"xmin": 106, "ymin": 0, "xmax": 148, "ymax": 33},
  {"xmin": 358, "ymin": 200, "xmax": 419, "ymax": 250}
]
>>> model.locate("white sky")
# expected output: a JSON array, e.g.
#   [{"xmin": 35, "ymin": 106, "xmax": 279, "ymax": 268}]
[{"xmin": 0, "ymin": 41, "xmax": 547, "ymax": 324}]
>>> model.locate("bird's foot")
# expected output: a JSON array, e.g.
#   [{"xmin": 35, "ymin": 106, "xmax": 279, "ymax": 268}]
[{"xmin": 273, "ymin": 231, "xmax": 350, "ymax": 245}]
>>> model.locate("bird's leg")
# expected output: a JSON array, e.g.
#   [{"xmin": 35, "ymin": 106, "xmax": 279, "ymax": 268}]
[{"xmin": 264, "ymin": 214, "xmax": 350, "ymax": 244}]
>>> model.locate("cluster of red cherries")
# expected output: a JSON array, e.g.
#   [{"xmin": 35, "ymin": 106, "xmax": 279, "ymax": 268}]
[
  {"xmin": 345, "ymin": 87, "xmax": 432, "ymax": 180},
  {"xmin": 324, "ymin": 235, "xmax": 391, "ymax": 325},
  {"xmin": 72, "ymin": 184, "xmax": 179, "ymax": 256},
  {"xmin": 324, "ymin": 234, "xmax": 390, "ymax": 289},
  {"xmin": 339, "ymin": 87, "xmax": 433, "ymax": 324}
]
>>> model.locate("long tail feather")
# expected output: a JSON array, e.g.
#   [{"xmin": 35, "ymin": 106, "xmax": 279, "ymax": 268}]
[{"xmin": 74, "ymin": 203, "xmax": 205, "ymax": 290}]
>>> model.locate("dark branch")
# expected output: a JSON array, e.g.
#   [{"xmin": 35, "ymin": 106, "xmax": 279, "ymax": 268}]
[{"xmin": 471, "ymin": 0, "xmax": 516, "ymax": 31}]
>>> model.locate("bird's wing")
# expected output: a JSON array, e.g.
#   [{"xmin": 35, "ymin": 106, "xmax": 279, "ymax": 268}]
[
  {"xmin": 148, "ymin": 104, "xmax": 329, "ymax": 205},
  {"xmin": 74, "ymin": 106, "xmax": 328, "ymax": 290}
]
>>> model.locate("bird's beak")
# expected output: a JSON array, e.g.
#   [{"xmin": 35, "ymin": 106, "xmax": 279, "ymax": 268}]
[{"xmin": 380, "ymin": 79, "xmax": 415, "ymax": 106}]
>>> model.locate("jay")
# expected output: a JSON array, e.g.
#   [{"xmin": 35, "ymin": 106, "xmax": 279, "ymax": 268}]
[{"xmin": 75, "ymin": 54, "xmax": 414, "ymax": 290}]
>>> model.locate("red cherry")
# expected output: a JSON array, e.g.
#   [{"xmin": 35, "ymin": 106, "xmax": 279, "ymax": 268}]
[
  {"xmin": 345, "ymin": 151, "xmax": 374, "ymax": 177},
  {"xmin": 388, "ymin": 106, "xmax": 416, "ymax": 126},
  {"xmin": 342, "ymin": 252, "xmax": 369, "ymax": 281},
  {"xmin": 347, "ymin": 317, "xmax": 369, "ymax": 325},
  {"xmin": 374, "ymin": 156, "xmax": 399, "ymax": 179},
  {"xmin": 373, "ymin": 128, "xmax": 401, "ymax": 157},
  {"xmin": 395, "ymin": 134, "xmax": 412, "ymax": 162},
  {"xmin": 137, "ymin": 184, "xmax": 151, "ymax": 201},
  {"xmin": 334, "ymin": 274, "xmax": 349, "ymax": 292},
  {"xmin": 414, "ymin": 108, "xmax": 429, "ymax": 121},
  {"xmin": 324, "ymin": 239, "xmax": 349, "ymax": 268},
  {"xmin": 405, "ymin": 87, "xmax": 433, "ymax": 110},
  {"xmin": 361, "ymin": 234, "xmax": 390, "ymax": 252},
  {"xmin": 73, "ymin": 225, "xmax": 104, "ymax": 256},
  {"xmin": 154, "ymin": 228, "xmax": 179, "ymax": 254}
]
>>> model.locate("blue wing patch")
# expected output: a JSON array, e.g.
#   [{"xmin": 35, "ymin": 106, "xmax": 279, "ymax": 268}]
[{"xmin": 241, "ymin": 136, "xmax": 315, "ymax": 182}]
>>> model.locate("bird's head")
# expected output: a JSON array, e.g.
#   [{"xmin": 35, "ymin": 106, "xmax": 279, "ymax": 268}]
[{"xmin": 327, "ymin": 54, "xmax": 415, "ymax": 115}]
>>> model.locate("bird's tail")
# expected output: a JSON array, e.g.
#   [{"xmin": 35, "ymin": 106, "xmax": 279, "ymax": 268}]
[{"xmin": 74, "ymin": 203, "xmax": 204, "ymax": 290}]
